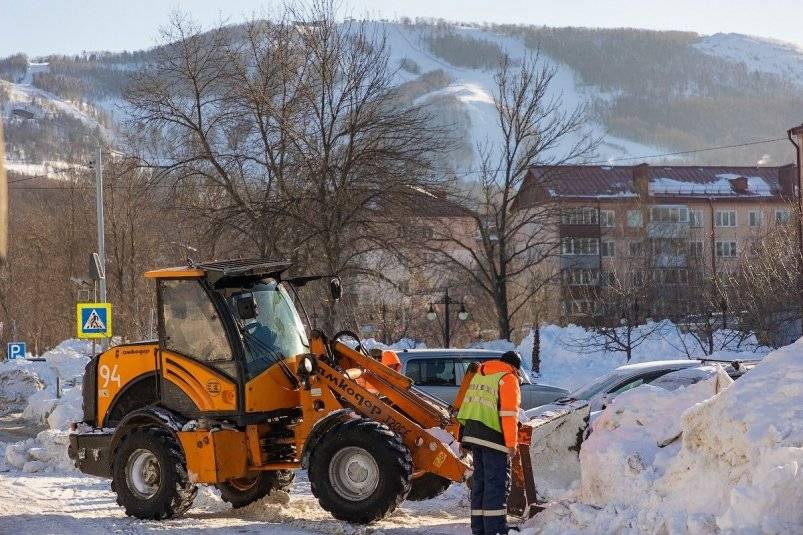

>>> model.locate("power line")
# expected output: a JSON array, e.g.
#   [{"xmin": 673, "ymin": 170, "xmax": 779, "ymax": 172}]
[
  {"xmin": 448, "ymin": 136, "xmax": 790, "ymax": 178},
  {"xmin": 4, "ymin": 135, "xmax": 793, "ymax": 191}
]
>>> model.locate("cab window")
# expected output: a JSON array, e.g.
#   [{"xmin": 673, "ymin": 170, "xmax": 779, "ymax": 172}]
[
  {"xmin": 406, "ymin": 359, "xmax": 456, "ymax": 386},
  {"xmin": 161, "ymin": 280, "xmax": 232, "ymax": 362}
]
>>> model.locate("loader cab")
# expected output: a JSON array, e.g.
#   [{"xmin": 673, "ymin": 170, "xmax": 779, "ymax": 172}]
[{"xmin": 142, "ymin": 259, "xmax": 314, "ymax": 422}]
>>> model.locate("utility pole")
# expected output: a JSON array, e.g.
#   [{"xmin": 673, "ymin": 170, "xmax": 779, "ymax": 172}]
[
  {"xmin": 95, "ymin": 137, "xmax": 108, "ymax": 349},
  {"xmin": 788, "ymin": 125, "xmax": 803, "ymax": 324}
]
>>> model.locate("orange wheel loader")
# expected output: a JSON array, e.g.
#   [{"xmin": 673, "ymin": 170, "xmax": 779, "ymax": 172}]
[{"xmin": 68, "ymin": 258, "xmax": 571, "ymax": 523}]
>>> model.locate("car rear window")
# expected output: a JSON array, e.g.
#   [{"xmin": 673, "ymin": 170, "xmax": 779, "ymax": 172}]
[{"xmin": 406, "ymin": 359, "xmax": 456, "ymax": 386}]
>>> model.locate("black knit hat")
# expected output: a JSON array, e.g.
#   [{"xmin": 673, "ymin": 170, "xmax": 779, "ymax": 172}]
[{"xmin": 500, "ymin": 350, "xmax": 522, "ymax": 370}]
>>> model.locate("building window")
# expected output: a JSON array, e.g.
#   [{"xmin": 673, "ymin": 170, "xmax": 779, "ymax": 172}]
[
  {"xmin": 601, "ymin": 240, "xmax": 615, "ymax": 258},
  {"xmin": 629, "ymin": 241, "xmax": 643, "ymax": 257},
  {"xmin": 650, "ymin": 205, "xmax": 689, "ymax": 223},
  {"xmin": 715, "ymin": 210, "xmax": 737, "ymax": 227},
  {"xmin": 715, "ymin": 241, "xmax": 737, "ymax": 258},
  {"xmin": 562, "ymin": 299, "xmax": 598, "ymax": 316},
  {"xmin": 562, "ymin": 269, "xmax": 599, "ymax": 286},
  {"xmin": 561, "ymin": 237, "xmax": 599, "ymax": 255},
  {"xmin": 600, "ymin": 210, "xmax": 615, "ymax": 227},
  {"xmin": 689, "ymin": 241, "xmax": 704, "ymax": 257},
  {"xmin": 630, "ymin": 270, "xmax": 644, "ymax": 286},
  {"xmin": 626, "ymin": 210, "xmax": 643, "ymax": 228},
  {"xmin": 690, "ymin": 210, "xmax": 704, "ymax": 228},
  {"xmin": 775, "ymin": 209, "xmax": 791, "ymax": 224},
  {"xmin": 561, "ymin": 207, "xmax": 598, "ymax": 225},
  {"xmin": 748, "ymin": 210, "xmax": 763, "ymax": 227},
  {"xmin": 599, "ymin": 271, "xmax": 615, "ymax": 287}
]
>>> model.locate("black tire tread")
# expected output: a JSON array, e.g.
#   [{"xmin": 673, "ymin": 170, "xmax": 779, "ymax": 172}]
[
  {"xmin": 217, "ymin": 470, "xmax": 295, "ymax": 509},
  {"xmin": 308, "ymin": 417, "xmax": 412, "ymax": 523},
  {"xmin": 407, "ymin": 472, "xmax": 452, "ymax": 501},
  {"xmin": 111, "ymin": 426, "xmax": 198, "ymax": 520}
]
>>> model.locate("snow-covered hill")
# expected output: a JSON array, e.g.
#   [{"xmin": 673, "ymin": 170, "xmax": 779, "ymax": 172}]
[
  {"xmin": 695, "ymin": 32, "xmax": 803, "ymax": 88},
  {"xmin": 379, "ymin": 23, "xmax": 663, "ymax": 169}
]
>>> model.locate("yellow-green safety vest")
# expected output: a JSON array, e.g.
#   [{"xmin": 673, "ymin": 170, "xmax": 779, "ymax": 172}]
[{"xmin": 456, "ymin": 371, "xmax": 506, "ymax": 433}]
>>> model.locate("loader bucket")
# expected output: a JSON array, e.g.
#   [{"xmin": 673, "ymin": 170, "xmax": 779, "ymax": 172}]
[{"xmin": 507, "ymin": 400, "xmax": 590, "ymax": 519}]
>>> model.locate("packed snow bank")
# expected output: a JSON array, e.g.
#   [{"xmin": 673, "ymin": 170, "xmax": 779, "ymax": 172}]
[
  {"xmin": 0, "ymin": 365, "xmax": 43, "ymax": 415},
  {"xmin": 0, "ymin": 339, "xmax": 91, "ymax": 474},
  {"xmin": 513, "ymin": 321, "xmax": 766, "ymax": 390},
  {"xmin": 523, "ymin": 338, "xmax": 803, "ymax": 534}
]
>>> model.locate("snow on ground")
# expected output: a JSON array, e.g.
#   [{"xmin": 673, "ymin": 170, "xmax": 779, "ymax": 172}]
[
  {"xmin": 0, "ymin": 327, "xmax": 781, "ymax": 533},
  {"xmin": 0, "ymin": 64, "xmax": 104, "ymax": 131},
  {"xmin": 695, "ymin": 33, "xmax": 803, "ymax": 88},
  {"xmin": 522, "ymin": 338, "xmax": 803, "ymax": 534}
]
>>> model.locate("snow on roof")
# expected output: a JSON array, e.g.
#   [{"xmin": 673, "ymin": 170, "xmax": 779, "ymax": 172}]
[
  {"xmin": 649, "ymin": 174, "xmax": 773, "ymax": 196},
  {"xmin": 518, "ymin": 165, "xmax": 793, "ymax": 204}
]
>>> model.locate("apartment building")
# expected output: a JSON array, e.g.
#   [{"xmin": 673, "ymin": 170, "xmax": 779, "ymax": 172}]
[{"xmin": 516, "ymin": 164, "xmax": 798, "ymax": 324}]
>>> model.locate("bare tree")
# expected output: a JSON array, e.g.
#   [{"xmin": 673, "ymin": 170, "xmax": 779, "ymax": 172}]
[
  {"xmin": 126, "ymin": 4, "xmax": 447, "ymax": 330},
  {"xmin": 412, "ymin": 52, "xmax": 597, "ymax": 340}
]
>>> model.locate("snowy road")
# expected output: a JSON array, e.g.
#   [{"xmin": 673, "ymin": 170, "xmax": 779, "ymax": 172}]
[{"xmin": 0, "ymin": 470, "xmax": 472, "ymax": 535}]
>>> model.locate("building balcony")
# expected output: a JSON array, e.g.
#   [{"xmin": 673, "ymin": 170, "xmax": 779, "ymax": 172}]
[
  {"xmin": 559, "ymin": 224, "xmax": 600, "ymax": 238},
  {"xmin": 647, "ymin": 222, "xmax": 689, "ymax": 239},
  {"xmin": 560, "ymin": 255, "xmax": 600, "ymax": 270},
  {"xmin": 651, "ymin": 254, "xmax": 687, "ymax": 268}
]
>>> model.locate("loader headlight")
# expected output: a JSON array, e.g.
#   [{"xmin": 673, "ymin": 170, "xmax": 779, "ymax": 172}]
[{"xmin": 303, "ymin": 356, "xmax": 314, "ymax": 373}]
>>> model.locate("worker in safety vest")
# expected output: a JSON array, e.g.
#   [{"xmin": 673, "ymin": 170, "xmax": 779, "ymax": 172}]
[{"xmin": 456, "ymin": 350, "xmax": 523, "ymax": 535}]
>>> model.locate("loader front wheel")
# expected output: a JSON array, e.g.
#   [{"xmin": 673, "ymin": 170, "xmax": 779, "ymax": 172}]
[
  {"xmin": 407, "ymin": 472, "xmax": 452, "ymax": 501},
  {"xmin": 111, "ymin": 427, "xmax": 197, "ymax": 520},
  {"xmin": 308, "ymin": 418, "xmax": 412, "ymax": 523},
  {"xmin": 217, "ymin": 470, "xmax": 295, "ymax": 508}
]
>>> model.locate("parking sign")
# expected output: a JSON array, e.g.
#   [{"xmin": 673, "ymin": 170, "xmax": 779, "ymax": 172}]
[
  {"xmin": 7, "ymin": 342, "xmax": 25, "ymax": 359},
  {"xmin": 76, "ymin": 303, "xmax": 112, "ymax": 339}
]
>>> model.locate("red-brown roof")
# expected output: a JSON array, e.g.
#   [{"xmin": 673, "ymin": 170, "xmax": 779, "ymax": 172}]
[{"xmin": 516, "ymin": 164, "xmax": 797, "ymax": 207}]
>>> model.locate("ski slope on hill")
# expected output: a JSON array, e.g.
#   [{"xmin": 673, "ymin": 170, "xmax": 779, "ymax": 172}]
[
  {"xmin": 377, "ymin": 22, "xmax": 663, "ymax": 170},
  {"xmin": 695, "ymin": 32, "xmax": 803, "ymax": 88}
]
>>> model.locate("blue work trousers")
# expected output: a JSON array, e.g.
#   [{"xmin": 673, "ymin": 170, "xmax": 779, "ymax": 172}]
[{"xmin": 469, "ymin": 444, "xmax": 511, "ymax": 535}]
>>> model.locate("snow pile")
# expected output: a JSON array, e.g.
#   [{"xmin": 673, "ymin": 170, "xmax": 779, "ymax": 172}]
[
  {"xmin": 524, "ymin": 338, "xmax": 803, "ymax": 534},
  {"xmin": 21, "ymin": 339, "xmax": 91, "ymax": 428},
  {"xmin": 0, "ymin": 339, "xmax": 92, "ymax": 474},
  {"xmin": 4, "ymin": 429, "xmax": 73, "ymax": 473},
  {"xmin": 0, "ymin": 364, "xmax": 43, "ymax": 415}
]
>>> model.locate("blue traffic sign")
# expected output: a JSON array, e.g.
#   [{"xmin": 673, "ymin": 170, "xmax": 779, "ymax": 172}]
[
  {"xmin": 7, "ymin": 342, "xmax": 26, "ymax": 360},
  {"xmin": 76, "ymin": 303, "xmax": 112, "ymax": 338}
]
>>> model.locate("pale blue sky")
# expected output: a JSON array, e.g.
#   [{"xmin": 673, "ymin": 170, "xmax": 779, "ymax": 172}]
[{"xmin": 1, "ymin": 0, "xmax": 801, "ymax": 57}]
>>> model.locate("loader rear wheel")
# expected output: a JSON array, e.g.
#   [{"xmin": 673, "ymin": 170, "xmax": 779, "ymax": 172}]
[
  {"xmin": 217, "ymin": 470, "xmax": 295, "ymax": 508},
  {"xmin": 111, "ymin": 427, "xmax": 197, "ymax": 520},
  {"xmin": 308, "ymin": 417, "xmax": 412, "ymax": 523},
  {"xmin": 407, "ymin": 472, "xmax": 452, "ymax": 501}
]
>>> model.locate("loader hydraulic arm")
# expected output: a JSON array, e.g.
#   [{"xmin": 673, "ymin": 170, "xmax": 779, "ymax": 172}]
[{"xmin": 299, "ymin": 333, "xmax": 470, "ymax": 483}]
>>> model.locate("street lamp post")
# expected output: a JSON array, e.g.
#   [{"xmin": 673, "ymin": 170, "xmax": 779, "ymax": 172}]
[{"xmin": 426, "ymin": 288, "xmax": 469, "ymax": 348}]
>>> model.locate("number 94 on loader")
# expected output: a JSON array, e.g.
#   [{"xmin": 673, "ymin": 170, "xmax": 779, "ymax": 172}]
[{"xmin": 68, "ymin": 258, "xmax": 559, "ymax": 524}]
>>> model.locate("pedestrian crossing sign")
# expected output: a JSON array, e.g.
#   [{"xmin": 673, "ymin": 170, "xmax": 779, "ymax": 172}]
[{"xmin": 76, "ymin": 303, "xmax": 112, "ymax": 339}]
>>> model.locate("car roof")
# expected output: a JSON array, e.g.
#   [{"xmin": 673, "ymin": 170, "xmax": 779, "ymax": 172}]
[
  {"xmin": 398, "ymin": 348, "xmax": 504, "ymax": 359},
  {"xmin": 614, "ymin": 360, "xmax": 701, "ymax": 372}
]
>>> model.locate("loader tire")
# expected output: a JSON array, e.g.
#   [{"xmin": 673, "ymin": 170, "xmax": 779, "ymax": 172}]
[
  {"xmin": 111, "ymin": 427, "xmax": 197, "ymax": 520},
  {"xmin": 217, "ymin": 470, "xmax": 295, "ymax": 508},
  {"xmin": 308, "ymin": 417, "xmax": 412, "ymax": 523},
  {"xmin": 407, "ymin": 472, "xmax": 452, "ymax": 501}
]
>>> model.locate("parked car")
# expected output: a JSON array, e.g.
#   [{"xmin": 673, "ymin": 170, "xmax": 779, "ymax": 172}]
[
  {"xmin": 525, "ymin": 358, "xmax": 755, "ymax": 420},
  {"xmin": 397, "ymin": 348, "xmax": 569, "ymax": 410}
]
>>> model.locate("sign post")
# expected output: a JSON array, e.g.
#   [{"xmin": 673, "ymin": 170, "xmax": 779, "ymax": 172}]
[{"xmin": 76, "ymin": 303, "xmax": 112, "ymax": 340}]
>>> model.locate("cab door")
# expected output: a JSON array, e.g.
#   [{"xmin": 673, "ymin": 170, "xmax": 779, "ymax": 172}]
[{"xmin": 157, "ymin": 279, "xmax": 239, "ymax": 415}]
